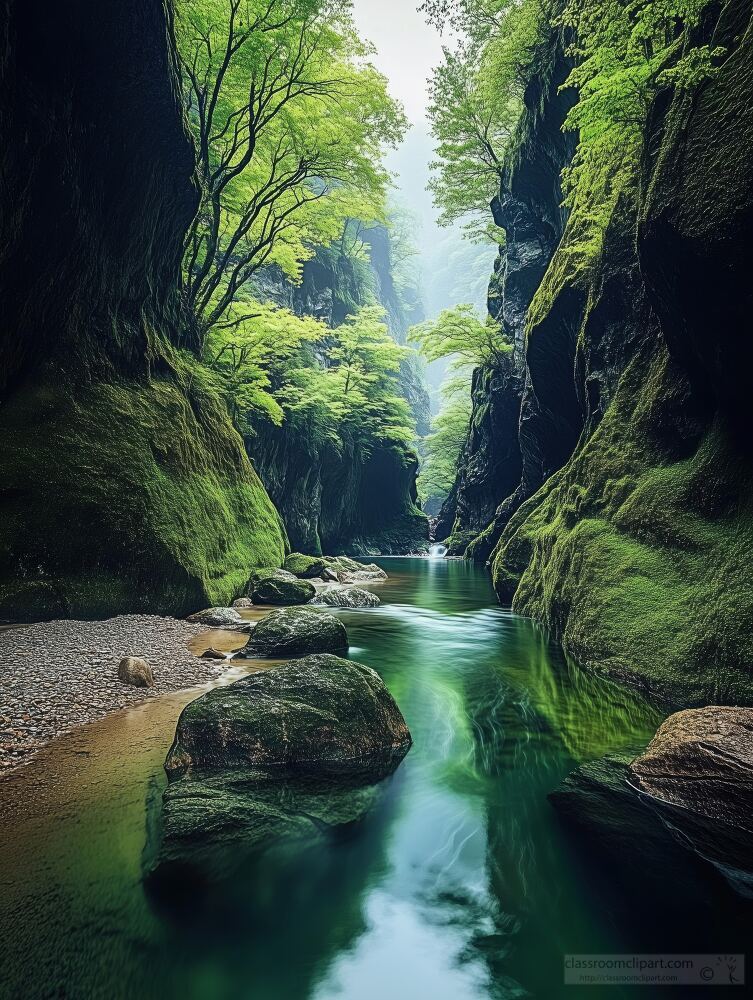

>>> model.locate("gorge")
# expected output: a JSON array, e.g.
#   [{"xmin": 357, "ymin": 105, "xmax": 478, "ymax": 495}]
[{"xmin": 1, "ymin": 0, "xmax": 752, "ymax": 997}]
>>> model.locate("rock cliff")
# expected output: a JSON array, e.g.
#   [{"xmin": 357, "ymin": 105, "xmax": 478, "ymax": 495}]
[
  {"xmin": 446, "ymin": 0, "xmax": 753, "ymax": 702},
  {"xmin": 0, "ymin": 0, "xmax": 286, "ymax": 620}
]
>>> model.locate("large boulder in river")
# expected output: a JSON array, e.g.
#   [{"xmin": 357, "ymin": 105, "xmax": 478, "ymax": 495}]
[
  {"xmin": 627, "ymin": 707, "xmax": 753, "ymax": 894},
  {"xmin": 250, "ymin": 569, "xmax": 315, "ymax": 606},
  {"xmin": 283, "ymin": 553, "xmax": 327, "ymax": 579},
  {"xmin": 312, "ymin": 586, "xmax": 381, "ymax": 609},
  {"xmin": 240, "ymin": 607, "xmax": 347, "ymax": 657},
  {"xmin": 154, "ymin": 655, "xmax": 412, "ymax": 876}
]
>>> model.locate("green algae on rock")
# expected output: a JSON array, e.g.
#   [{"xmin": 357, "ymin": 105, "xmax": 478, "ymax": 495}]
[
  {"xmin": 241, "ymin": 607, "xmax": 347, "ymax": 657},
  {"xmin": 283, "ymin": 553, "xmax": 327, "ymax": 579},
  {"xmin": 250, "ymin": 571, "xmax": 316, "ymax": 606},
  {"xmin": 155, "ymin": 654, "xmax": 412, "ymax": 876}
]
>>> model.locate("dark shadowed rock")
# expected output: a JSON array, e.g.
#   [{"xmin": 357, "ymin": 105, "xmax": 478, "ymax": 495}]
[
  {"xmin": 312, "ymin": 587, "xmax": 381, "ymax": 609},
  {"xmin": 154, "ymin": 654, "xmax": 412, "ymax": 875},
  {"xmin": 240, "ymin": 607, "xmax": 347, "ymax": 657},
  {"xmin": 250, "ymin": 570, "xmax": 315, "ymax": 606},
  {"xmin": 188, "ymin": 607, "xmax": 245, "ymax": 627},
  {"xmin": 117, "ymin": 656, "xmax": 154, "ymax": 688},
  {"xmin": 200, "ymin": 648, "xmax": 227, "ymax": 661},
  {"xmin": 628, "ymin": 707, "xmax": 753, "ymax": 895},
  {"xmin": 284, "ymin": 553, "xmax": 327, "ymax": 578}
]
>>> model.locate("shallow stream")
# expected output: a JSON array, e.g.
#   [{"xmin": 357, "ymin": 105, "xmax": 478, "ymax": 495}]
[{"xmin": 0, "ymin": 559, "xmax": 747, "ymax": 998}]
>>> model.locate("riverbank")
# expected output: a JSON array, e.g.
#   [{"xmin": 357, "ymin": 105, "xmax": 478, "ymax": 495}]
[{"xmin": 0, "ymin": 615, "xmax": 224, "ymax": 773}]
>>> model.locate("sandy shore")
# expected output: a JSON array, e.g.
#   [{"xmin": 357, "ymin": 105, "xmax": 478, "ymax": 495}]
[{"xmin": 0, "ymin": 615, "xmax": 226, "ymax": 773}]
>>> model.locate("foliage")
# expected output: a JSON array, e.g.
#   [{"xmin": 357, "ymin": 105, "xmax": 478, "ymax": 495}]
[
  {"xmin": 424, "ymin": 0, "xmax": 544, "ymax": 242},
  {"xmin": 558, "ymin": 0, "xmax": 722, "ymax": 259},
  {"xmin": 283, "ymin": 306, "xmax": 416, "ymax": 459},
  {"xmin": 417, "ymin": 377, "xmax": 472, "ymax": 510},
  {"xmin": 175, "ymin": 0, "xmax": 407, "ymax": 339},
  {"xmin": 408, "ymin": 304, "xmax": 512, "ymax": 372}
]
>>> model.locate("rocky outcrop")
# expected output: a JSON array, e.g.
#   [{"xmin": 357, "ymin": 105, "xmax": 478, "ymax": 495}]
[
  {"xmin": 154, "ymin": 654, "xmax": 412, "ymax": 876},
  {"xmin": 551, "ymin": 707, "xmax": 753, "ymax": 897},
  {"xmin": 629, "ymin": 708, "xmax": 753, "ymax": 873},
  {"xmin": 442, "ymin": 1, "xmax": 753, "ymax": 703},
  {"xmin": 241, "ymin": 607, "xmax": 348, "ymax": 657},
  {"xmin": 436, "ymin": 31, "xmax": 576, "ymax": 557},
  {"xmin": 0, "ymin": 0, "xmax": 287, "ymax": 621}
]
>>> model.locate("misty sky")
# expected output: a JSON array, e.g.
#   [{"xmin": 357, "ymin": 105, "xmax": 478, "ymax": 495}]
[{"xmin": 350, "ymin": 0, "xmax": 447, "ymax": 252}]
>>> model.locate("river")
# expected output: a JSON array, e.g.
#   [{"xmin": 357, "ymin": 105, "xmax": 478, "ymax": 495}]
[{"xmin": 0, "ymin": 558, "xmax": 747, "ymax": 999}]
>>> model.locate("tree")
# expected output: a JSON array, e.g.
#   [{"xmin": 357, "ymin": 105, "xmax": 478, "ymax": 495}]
[
  {"xmin": 417, "ymin": 377, "xmax": 472, "ymax": 512},
  {"xmin": 424, "ymin": 0, "xmax": 544, "ymax": 242},
  {"xmin": 175, "ymin": 0, "xmax": 407, "ymax": 340},
  {"xmin": 408, "ymin": 304, "xmax": 511, "ymax": 372}
]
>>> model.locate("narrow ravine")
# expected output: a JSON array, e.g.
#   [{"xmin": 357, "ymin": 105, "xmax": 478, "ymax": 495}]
[{"xmin": 1, "ymin": 560, "xmax": 747, "ymax": 999}]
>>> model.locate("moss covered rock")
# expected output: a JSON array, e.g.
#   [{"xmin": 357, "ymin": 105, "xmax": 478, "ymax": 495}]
[
  {"xmin": 155, "ymin": 654, "xmax": 412, "ymax": 875},
  {"xmin": 241, "ymin": 607, "xmax": 347, "ymax": 657},
  {"xmin": 250, "ymin": 570, "xmax": 315, "ymax": 606},
  {"xmin": 283, "ymin": 553, "xmax": 327, "ymax": 579},
  {"xmin": 312, "ymin": 587, "xmax": 381, "ymax": 609}
]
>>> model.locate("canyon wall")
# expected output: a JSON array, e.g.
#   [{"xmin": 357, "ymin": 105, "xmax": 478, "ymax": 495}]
[
  {"xmin": 444, "ymin": 0, "xmax": 753, "ymax": 703},
  {"xmin": 0, "ymin": 0, "xmax": 287, "ymax": 620}
]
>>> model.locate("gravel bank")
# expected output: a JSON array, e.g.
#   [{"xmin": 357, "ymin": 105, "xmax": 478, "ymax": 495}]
[{"xmin": 0, "ymin": 615, "xmax": 219, "ymax": 773}]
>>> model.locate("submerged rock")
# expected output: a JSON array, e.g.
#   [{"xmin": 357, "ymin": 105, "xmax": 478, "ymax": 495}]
[
  {"xmin": 117, "ymin": 656, "xmax": 154, "ymax": 688},
  {"xmin": 155, "ymin": 654, "xmax": 412, "ymax": 874},
  {"xmin": 283, "ymin": 553, "xmax": 327, "ymax": 579},
  {"xmin": 188, "ymin": 607, "xmax": 245, "ymax": 628},
  {"xmin": 628, "ymin": 707, "xmax": 753, "ymax": 895},
  {"xmin": 250, "ymin": 569, "xmax": 315, "ymax": 606},
  {"xmin": 240, "ymin": 607, "xmax": 347, "ymax": 658},
  {"xmin": 312, "ymin": 586, "xmax": 380, "ymax": 609}
]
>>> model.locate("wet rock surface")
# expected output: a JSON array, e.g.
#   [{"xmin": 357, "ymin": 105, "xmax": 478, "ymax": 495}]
[
  {"xmin": 0, "ymin": 616, "xmax": 216, "ymax": 772},
  {"xmin": 312, "ymin": 587, "xmax": 380, "ymax": 609},
  {"xmin": 628, "ymin": 707, "xmax": 753, "ymax": 895},
  {"xmin": 156, "ymin": 654, "xmax": 412, "ymax": 874},
  {"xmin": 250, "ymin": 570, "xmax": 315, "ymax": 606},
  {"xmin": 240, "ymin": 607, "xmax": 347, "ymax": 658}
]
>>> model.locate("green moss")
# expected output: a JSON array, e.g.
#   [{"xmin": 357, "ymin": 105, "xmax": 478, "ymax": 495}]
[
  {"xmin": 0, "ymin": 360, "xmax": 287, "ymax": 620},
  {"xmin": 492, "ymin": 345, "xmax": 753, "ymax": 705}
]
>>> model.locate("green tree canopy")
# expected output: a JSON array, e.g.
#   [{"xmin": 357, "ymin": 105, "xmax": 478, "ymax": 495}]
[
  {"xmin": 409, "ymin": 304, "xmax": 511, "ymax": 372},
  {"xmin": 176, "ymin": 0, "xmax": 407, "ymax": 339}
]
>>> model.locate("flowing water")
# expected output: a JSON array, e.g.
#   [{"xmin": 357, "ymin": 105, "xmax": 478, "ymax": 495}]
[{"xmin": 0, "ymin": 559, "xmax": 748, "ymax": 999}]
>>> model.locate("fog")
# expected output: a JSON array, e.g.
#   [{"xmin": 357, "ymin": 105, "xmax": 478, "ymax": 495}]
[{"xmin": 351, "ymin": 0, "xmax": 498, "ymax": 321}]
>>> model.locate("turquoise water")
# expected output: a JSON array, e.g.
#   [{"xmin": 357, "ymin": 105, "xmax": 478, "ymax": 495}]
[{"xmin": 0, "ymin": 559, "xmax": 747, "ymax": 999}]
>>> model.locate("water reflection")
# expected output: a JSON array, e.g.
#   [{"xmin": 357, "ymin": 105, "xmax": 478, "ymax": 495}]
[{"xmin": 0, "ymin": 559, "xmax": 745, "ymax": 1000}]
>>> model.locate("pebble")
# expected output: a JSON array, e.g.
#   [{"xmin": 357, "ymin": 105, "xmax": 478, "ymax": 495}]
[{"xmin": 0, "ymin": 615, "xmax": 220, "ymax": 774}]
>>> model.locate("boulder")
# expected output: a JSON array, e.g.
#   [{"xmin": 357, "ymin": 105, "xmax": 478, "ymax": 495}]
[
  {"xmin": 283, "ymin": 553, "xmax": 327, "ymax": 579},
  {"xmin": 188, "ymin": 607, "xmax": 245, "ymax": 627},
  {"xmin": 200, "ymin": 648, "xmax": 227, "ymax": 661},
  {"xmin": 250, "ymin": 569, "xmax": 315, "ymax": 606},
  {"xmin": 628, "ymin": 707, "xmax": 753, "ymax": 894},
  {"xmin": 337, "ymin": 568, "xmax": 388, "ymax": 585},
  {"xmin": 232, "ymin": 597, "xmax": 254, "ymax": 609},
  {"xmin": 240, "ymin": 607, "xmax": 347, "ymax": 658},
  {"xmin": 312, "ymin": 586, "xmax": 380, "ymax": 609},
  {"xmin": 321, "ymin": 567, "xmax": 339, "ymax": 582},
  {"xmin": 155, "ymin": 655, "xmax": 412, "ymax": 873},
  {"xmin": 117, "ymin": 656, "xmax": 154, "ymax": 688}
]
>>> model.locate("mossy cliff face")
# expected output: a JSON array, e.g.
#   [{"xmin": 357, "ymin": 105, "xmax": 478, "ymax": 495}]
[
  {"xmin": 488, "ymin": 1, "xmax": 753, "ymax": 703},
  {"xmin": 437, "ymin": 35, "xmax": 576, "ymax": 559},
  {"xmin": 0, "ymin": 0, "xmax": 286, "ymax": 620}
]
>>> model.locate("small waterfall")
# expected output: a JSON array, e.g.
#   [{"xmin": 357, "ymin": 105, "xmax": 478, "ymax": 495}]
[{"xmin": 429, "ymin": 543, "xmax": 447, "ymax": 558}]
